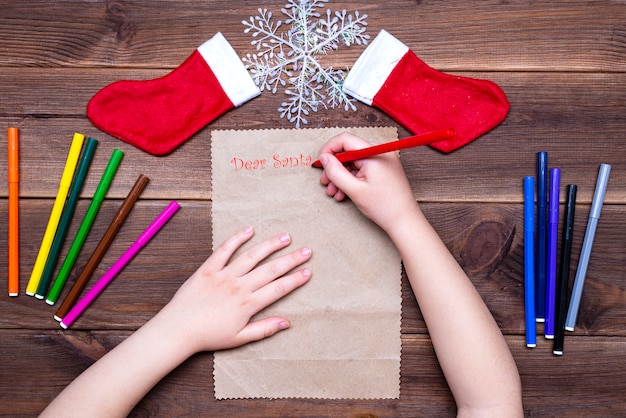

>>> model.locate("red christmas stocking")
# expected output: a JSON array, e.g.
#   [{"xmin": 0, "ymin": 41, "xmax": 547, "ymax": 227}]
[
  {"xmin": 344, "ymin": 30, "xmax": 509, "ymax": 153},
  {"xmin": 87, "ymin": 33, "xmax": 260, "ymax": 156}
]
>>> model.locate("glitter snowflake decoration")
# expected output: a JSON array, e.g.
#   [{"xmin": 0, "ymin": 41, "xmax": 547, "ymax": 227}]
[{"xmin": 242, "ymin": 0, "xmax": 369, "ymax": 127}]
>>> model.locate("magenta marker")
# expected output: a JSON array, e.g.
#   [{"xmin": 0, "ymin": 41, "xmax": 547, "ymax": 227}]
[
  {"xmin": 545, "ymin": 168, "xmax": 560, "ymax": 339},
  {"xmin": 60, "ymin": 201, "xmax": 181, "ymax": 329}
]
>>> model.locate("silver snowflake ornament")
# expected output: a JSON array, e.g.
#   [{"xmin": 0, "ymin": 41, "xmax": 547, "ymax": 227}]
[{"xmin": 242, "ymin": 0, "xmax": 369, "ymax": 127}]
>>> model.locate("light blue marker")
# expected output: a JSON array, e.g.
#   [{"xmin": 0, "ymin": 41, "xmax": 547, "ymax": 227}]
[{"xmin": 565, "ymin": 164, "xmax": 611, "ymax": 331}]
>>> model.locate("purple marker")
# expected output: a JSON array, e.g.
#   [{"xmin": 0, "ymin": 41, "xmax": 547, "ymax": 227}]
[
  {"xmin": 60, "ymin": 201, "xmax": 181, "ymax": 329},
  {"xmin": 545, "ymin": 168, "xmax": 560, "ymax": 339}
]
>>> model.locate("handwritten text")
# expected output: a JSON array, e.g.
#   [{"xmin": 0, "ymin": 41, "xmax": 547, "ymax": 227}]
[{"xmin": 231, "ymin": 153, "xmax": 313, "ymax": 172}]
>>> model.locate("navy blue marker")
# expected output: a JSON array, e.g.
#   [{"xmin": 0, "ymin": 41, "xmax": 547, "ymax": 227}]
[{"xmin": 535, "ymin": 152, "xmax": 548, "ymax": 322}]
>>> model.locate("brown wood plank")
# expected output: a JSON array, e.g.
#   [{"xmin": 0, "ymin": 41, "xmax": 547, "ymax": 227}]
[
  {"xmin": 0, "ymin": 199, "xmax": 210, "ymax": 330},
  {"xmin": 404, "ymin": 202, "xmax": 626, "ymax": 337},
  {"xmin": 2, "ymin": 332, "xmax": 625, "ymax": 416},
  {"xmin": 0, "ymin": 1, "xmax": 625, "ymax": 71},
  {"xmin": 403, "ymin": 71, "xmax": 626, "ymax": 204},
  {"xmin": 0, "ymin": 331, "xmax": 453, "ymax": 417},
  {"xmin": 2, "ymin": 0, "xmax": 626, "ymax": 416},
  {"xmin": 1, "ymin": 200, "xmax": 624, "ymax": 337},
  {"xmin": 0, "ymin": 117, "xmax": 212, "ymax": 200},
  {"xmin": 517, "ymin": 336, "xmax": 626, "ymax": 416},
  {"xmin": 1, "ymin": 71, "xmax": 626, "ymax": 203}
]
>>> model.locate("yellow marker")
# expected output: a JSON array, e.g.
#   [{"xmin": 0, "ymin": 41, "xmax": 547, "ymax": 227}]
[{"xmin": 26, "ymin": 133, "xmax": 85, "ymax": 296}]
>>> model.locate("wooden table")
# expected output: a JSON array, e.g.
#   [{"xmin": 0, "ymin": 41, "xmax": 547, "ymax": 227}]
[{"xmin": 1, "ymin": 1, "xmax": 625, "ymax": 416}]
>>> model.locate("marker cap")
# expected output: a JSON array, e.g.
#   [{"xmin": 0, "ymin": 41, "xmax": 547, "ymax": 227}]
[{"xmin": 590, "ymin": 164, "xmax": 611, "ymax": 219}]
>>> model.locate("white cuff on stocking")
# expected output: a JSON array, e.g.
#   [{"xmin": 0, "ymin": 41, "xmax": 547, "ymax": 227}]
[
  {"xmin": 198, "ymin": 32, "xmax": 261, "ymax": 107},
  {"xmin": 343, "ymin": 30, "xmax": 409, "ymax": 105}
]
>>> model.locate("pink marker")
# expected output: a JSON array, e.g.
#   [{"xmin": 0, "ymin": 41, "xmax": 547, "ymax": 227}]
[{"xmin": 60, "ymin": 201, "xmax": 181, "ymax": 329}]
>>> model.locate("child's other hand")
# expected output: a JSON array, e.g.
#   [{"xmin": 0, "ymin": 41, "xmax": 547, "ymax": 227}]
[{"xmin": 161, "ymin": 227, "xmax": 312, "ymax": 354}]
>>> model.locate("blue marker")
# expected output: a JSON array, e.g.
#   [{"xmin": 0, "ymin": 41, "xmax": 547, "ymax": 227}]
[
  {"xmin": 545, "ymin": 168, "xmax": 560, "ymax": 339},
  {"xmin": 524, "ymin": 176, "xmax": 536, "ymax": 348},
  {"xmin": 536, "ymin": 152, "xmax": 548, "ymax": 322},
  {"xmin": 565, "ymin": 164, "xmax": 611, "ymax": 331}
]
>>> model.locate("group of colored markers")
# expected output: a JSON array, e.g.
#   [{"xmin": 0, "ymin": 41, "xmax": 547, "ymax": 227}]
[
  {"xmin": 6, "ymin": 129, "xmax": 180, "ymax": 328},
  {"xmin": 523, "ymin": 151, "xmax": 611, "ymax": 355}
]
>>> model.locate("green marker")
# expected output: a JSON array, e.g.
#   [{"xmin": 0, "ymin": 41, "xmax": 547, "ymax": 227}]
[
  {"xmin": 46, "ymin": 149, "xmax": 124, "ymax": 305},
  {"xmin": 35, "ymin": 138, "xmax": 99, "ymax": 299}
]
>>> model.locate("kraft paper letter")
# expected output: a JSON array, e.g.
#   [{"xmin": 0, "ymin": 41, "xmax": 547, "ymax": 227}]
[{"xmin": 211, "ymin": 127, "xmax": 402, "ymax": 399}]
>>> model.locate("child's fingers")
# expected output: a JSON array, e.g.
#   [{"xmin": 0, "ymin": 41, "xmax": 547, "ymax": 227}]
[
  {"xmin": 324, "ymin": 180, "xmax": 340, "ymax": 198},
  {"xmin": 327, "ymin": 182, "xmax": 347, "ymax": 201},
  {"xmin": 204, "ymin": 226, "xmax": 255, "ymax": 270},
  {"xmin": 251, "ymin": 267, "xmax": 312, "ymax": 311},
  {"xmin": 246, "ymin": 246, "xmax": 312, "ymax": 291},
  {"xmin": 236, "ymin": 316, "xmax": 291, "ymax": 345},
  {"xmin": 319, "ymin": 153, "xmax": 362, "ymax": 199},
  {"xmin": 320, "ymin": 132, "xmax": 371, "ymax": 155},
  {"xmin": 225, "ymin": 232, "xmax": 294, "ymax": 277}
]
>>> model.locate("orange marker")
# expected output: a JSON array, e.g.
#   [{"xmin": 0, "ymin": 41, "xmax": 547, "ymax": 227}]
[{"xmin": 8, "ymin": 128, "xmax": 19, "ymax": 296}]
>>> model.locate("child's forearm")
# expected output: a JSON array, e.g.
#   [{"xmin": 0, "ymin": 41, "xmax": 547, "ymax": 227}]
[
  {"xmin": 41, "ymin": 228, "xmax": 312, "ymax": 417},
  {"xmin": 40, "ymin": 310, "xmax": 193, "ymax": 418},
  {"xmin": 387, "ymin": 206, "xmax": 523, "ymax": 416}
]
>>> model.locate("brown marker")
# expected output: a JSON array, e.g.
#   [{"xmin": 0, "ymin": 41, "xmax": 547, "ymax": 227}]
[{"xmin": 54, "ymin": 174, "xmax": 150, "ymax": 321}]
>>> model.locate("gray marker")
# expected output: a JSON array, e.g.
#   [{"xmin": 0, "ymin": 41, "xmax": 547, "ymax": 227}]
[{"xmin": 565, "ymin": 164, "xmax": 611, "ymax": 331}]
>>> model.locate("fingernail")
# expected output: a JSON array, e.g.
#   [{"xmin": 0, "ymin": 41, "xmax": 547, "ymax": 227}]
[
  {"xmin": 279, "ymin": 233, "xmax": 291, "ymax": 243},
  {"xmin": 320, "ymin": 154, "xmax": 329, "ymax": 166},
  {"xmin": 279, "ymin": 321, "xmax": 290, "ymax": 330},
  {"xmin": 302, "ymin": 268, "xmax": 312, "ymax": 278},
  {"xmin": 244, "ymin": 226, "xmax": 254, "ymax": 234},
  {"xmin": 301, "ymin": 247, "xmax": 311, "ymax": 256}
]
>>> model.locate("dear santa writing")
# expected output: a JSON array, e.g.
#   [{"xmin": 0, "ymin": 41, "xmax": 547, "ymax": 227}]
[{"xmin": 230, "ymin": 153, "xmax": 313, "ymax": 171}]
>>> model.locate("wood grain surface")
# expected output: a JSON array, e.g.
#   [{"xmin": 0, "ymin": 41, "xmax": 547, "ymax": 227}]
[{"xmin": 1, "ymin": 1, "xmax": 625, "ymax": 416}]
